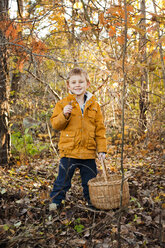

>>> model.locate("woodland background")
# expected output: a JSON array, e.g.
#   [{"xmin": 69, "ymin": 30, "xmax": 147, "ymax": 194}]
[{"xmin": 0, "ymin": 0, "xmax": 165, "ymax": 247}]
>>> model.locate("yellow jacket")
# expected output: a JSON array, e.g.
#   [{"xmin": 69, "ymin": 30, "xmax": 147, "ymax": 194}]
[{"xmin": 50, "ymin": 92, "xmax": 107, "ymax": 159}]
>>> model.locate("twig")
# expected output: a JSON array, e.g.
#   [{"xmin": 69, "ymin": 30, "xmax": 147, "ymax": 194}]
[
  {"xmin": 127, "ymin": 77, "xmax": 165, "ymax": 99},
  {"xmin": 159, "ymin": 203, "xmax": 163, "ymax": 246},
  {"xmin": 120, "ymin": 235, "xmax": 134, "ymax": 245},
  {"xmin": 26, "ymin": 70, "xmax": 61, "ymax": 100},
  {"xmin": 46, "ymin": 121, "xmax": 59, "ymax": 157},
  {"xmin": 76, "ymin": 204, "xmax": 109, "ymax": 214},
  {"xmin": 3, "ymin": 235, "xmax": 47, "ymax": 248},
  {"xmin": 65, "ymin": 208, "xmax": 112, "ymax": 242}
]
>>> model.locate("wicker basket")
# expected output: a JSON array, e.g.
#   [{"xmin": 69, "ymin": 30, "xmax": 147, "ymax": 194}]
[{"xmin": 88, "ymin": 160, "xmax": 130, "ymax": 210}]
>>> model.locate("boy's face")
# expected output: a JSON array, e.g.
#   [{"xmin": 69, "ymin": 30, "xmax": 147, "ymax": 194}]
[{"xmin": 67, "ymin": 74, "xmax": 90, "ymax": 97}]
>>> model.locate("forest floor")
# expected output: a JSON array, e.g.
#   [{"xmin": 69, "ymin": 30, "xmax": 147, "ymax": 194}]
[{"xmin": 0, "ymin": 149, "xmax": 164, "ymax": 248}]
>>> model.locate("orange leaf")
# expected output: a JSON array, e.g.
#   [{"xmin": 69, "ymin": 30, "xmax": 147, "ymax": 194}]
[
  {"xmin": 140, "ymin": 150, "xmax": 148, "ymax": 156},
  {"xmin": 108, "ymin": 26, "xmax": 116, "ymax": 37},
  {"xmin": 127, "ymin": 5, "xmax": 134, "ymax": 12},
  {"xmin": 117, "ymin": 36, "xmax": 125, "ymax": 44},
  {"xmin": 18, "ymin": 60, "xmax": 24, "ymax": 71},
  {"xmin": 107, "ymin": 148, "xmax": 114, "ymax": 155},
  {"xmin": 99, "ymin": 13, "xmax": 104, "ymax": 25},
  {"xmin": 11, "ymin": 28, "xmax": 18, "ymax": 40},
  {"xmin": 110, "ymin": 166, "xmax": 118, "ymax": 173},
  {"xmin": 5, "ymin": 24, "xmax": 13, "ymax": 38},
  {"xmin": 17, "ymin": 161, "xmax": 21, "ymax": 166},
  {"xmin": 115, "ymin": 22, "xmax": 122, "ymax": 26},
  {"xmin": 107, "ymin": 6, "xmax": 122, "ymax": 16},
  {"xmin": 109, "ymin": 30, "xmax": 115, "ymax": 36},
  {"xmin": 118, "ymin": 9, "xmax": 125, "ymax": 18},
  {"xmin": 81, "ymin": 27, "xmax": 92, "ymax": 31},
  {"xmin": 110, "ymin": 26, "xmax": 116, "ymax": 31}
]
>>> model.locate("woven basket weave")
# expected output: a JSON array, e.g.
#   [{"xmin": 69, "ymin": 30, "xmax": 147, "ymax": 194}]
[{"xmin": 88, "ymin": 160, "xmax": 130, "ymax": 210}]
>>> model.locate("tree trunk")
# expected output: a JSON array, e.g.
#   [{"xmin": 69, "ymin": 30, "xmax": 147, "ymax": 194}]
[
  {"xmin": 11, "ymin": 71, "xmax": 21, "ymax": 103},
  {"xmin": 139, "ymin": 0, "xmax": 148, "ymax": 132},
  {"xmin": 152, "ymin": 0, "xmax": 165, "ymax": 90},
  {"xmin": 11, "ymin": 0, "xmax": 23, "ymax": 103},
  {"xmin": 0, "ymin": 0, "xmax": 10, "ymax": 165}
]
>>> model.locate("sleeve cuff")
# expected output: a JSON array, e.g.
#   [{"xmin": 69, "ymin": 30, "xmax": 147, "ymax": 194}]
[{"xmin": 61, "ymin": 112, "xmax": 71, "ymax": 122}]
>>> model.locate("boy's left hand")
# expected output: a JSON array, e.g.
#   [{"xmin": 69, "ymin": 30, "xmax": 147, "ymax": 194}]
[{"xmin": 98, "ymin": 152, "xmax": 106, "ymax": 161}]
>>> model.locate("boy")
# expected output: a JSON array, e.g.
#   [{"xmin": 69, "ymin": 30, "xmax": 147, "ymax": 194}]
[{"xmin": 49, "ymin": 67, "xmax": 107, "ymax": 210}]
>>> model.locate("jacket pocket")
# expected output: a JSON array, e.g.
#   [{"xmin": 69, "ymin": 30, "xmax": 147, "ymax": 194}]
[
  {"xmin": 88, "ymin": 108, "xmax": 97, "ymax": 119},
  {"xmin": 59, "ymin": 131, "xmax": 75, "ymax": 149},
  {"xmin": 88, "ymin": 132, "xmax": 96, "ymax": 150}
]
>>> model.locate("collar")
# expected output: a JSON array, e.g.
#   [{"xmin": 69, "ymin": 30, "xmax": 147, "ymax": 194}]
[
  {"xmin": 68, "ymin": 91, "xmax": 95, "ymax": 101},
  {"xmin": 66, "ymin": 91, "xmax": 96, "ymax": 110}
]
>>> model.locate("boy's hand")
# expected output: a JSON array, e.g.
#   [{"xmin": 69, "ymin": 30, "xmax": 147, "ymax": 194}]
[
  {"xmin": 98, "ymin": 152, "xmax": 106, "ymax": 161},
  {"xmin": 63, "ymin": 104, "xmax": 73, "ymax": 118}
]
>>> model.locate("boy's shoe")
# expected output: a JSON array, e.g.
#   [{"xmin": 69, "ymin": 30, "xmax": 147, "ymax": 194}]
[{"xmin": 49, "ymin": 203, "xmax": 61, "ymax": 211}]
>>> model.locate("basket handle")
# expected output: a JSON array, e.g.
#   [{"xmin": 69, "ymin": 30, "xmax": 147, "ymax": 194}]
[{"xmin": 100, "ymin": 157, "xmax": 108, "ymax": 182}]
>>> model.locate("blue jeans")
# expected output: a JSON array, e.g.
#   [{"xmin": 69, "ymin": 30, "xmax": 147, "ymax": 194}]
[{"xmin": 50, "ymin": 157, "xmax": 97, "ymax": 204}]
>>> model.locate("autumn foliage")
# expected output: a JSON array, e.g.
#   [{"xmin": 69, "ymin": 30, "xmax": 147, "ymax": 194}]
[{"xmin": 0, "ymin": 0, "xmax": 164, "ymax": 247}]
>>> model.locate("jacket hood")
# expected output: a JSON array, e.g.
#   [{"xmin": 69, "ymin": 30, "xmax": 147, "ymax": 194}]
[{"xmin": 85, "ymin": 91, "xmax": 93, "ymax": 102}]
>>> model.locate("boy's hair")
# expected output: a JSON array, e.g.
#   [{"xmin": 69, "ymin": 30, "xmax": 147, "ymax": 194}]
[{"xmin": 67, "ymin": 67, "xmax": 90, "ymax": 83}]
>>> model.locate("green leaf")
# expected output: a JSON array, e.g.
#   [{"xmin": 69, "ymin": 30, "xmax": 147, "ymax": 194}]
[
  {"xmin": 3, "ymin": 224, "xmax": 10, "ymax": 231},
  {"xmin": 74, "ymin": 224, "xmax": 84, "ymax": 233}
]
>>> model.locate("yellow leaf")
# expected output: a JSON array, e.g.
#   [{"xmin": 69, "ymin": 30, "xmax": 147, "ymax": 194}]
[
  {"xmin": 154, "ymin": 196, "xmax": 161, "ymax": 202},
  {"xmin": 73, "ymin": 2, "xmax": 83, "ymax": 9},
  {"xmin": 124, "ymin": 130, "xmax": 128, "ymax": 136},
  {"xmin": 117, "ymin": 133, "xmax": 122, "ymax": 139}
]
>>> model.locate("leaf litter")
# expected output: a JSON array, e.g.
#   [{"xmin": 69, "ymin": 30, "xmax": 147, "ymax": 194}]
[{"xmin": 0, "ymin": 151, "xmax": 164, "ymax": 248}]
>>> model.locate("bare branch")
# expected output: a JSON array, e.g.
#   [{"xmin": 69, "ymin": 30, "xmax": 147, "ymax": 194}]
[{"xmin": 26, "ymin": 70, "xmax": 61, "ymax": 100}]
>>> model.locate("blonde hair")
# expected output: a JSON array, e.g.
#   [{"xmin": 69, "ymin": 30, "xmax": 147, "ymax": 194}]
[{"xmin": 67, "ymin": 67, "xmax": 90, "ymax": 83}]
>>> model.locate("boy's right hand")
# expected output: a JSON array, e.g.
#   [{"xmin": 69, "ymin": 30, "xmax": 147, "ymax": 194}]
[{"xmin": 63, "ymin": 104, "xmax": 73, "ymax": 118}]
